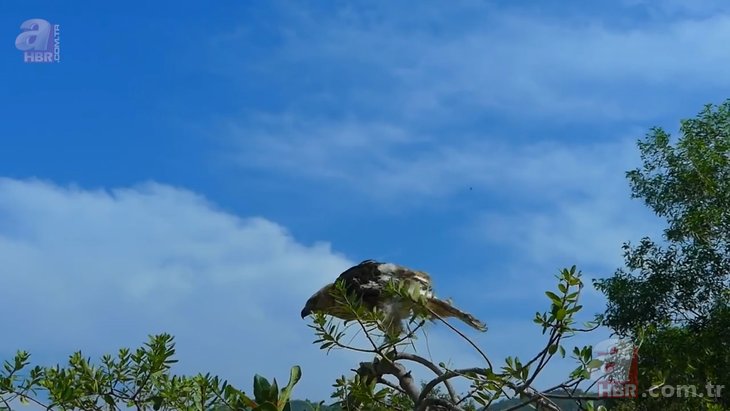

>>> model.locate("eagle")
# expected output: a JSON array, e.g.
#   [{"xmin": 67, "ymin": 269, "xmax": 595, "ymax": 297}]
[{"xmin": 301, "ymin": 260, "xmax": 487, "ymax": 336}]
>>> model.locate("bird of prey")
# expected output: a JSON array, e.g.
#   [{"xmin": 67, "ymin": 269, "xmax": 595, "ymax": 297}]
[{"xmin": 301, "ymin": 260, "xmax": 487, "ymax": 336}]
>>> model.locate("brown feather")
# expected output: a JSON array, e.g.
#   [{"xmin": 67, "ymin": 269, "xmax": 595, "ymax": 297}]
[{"xmin": 426, "ymin": 297, "xmax": 488, "ymax": 332}]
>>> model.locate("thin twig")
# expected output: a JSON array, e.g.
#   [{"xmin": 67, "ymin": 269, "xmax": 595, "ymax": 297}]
[{"xmin": 426, "ymin": 309, "xmax": 493, "ymax": 370}]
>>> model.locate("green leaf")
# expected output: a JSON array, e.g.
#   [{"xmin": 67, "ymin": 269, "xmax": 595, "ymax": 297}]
[
  {"xmin": 253, "ymin": 375, "xmax": 273, "ymax": 403},
  {"xmin": 279, "ymin": 366, "xmax": 302, "ymax": 405},
  {"xmin": 545, "ymin": 291, "xmax": 562, "ymax": 305},
  {"xmin": 270, "ymin": 378, "xmax": 279, "ymax": 402},
  {"xmin": 152, "ymin": 395, "xmax": 163, "ymax": 410},
  {"xmin": 587, "ymin": 359, "xmax": 603, "ymax": 369},
  {"xmin": 520, "ymin": 364, "xmax": 529, "ymax": 380},
  {"xmin": 548, "ymin": 344, "xmax": 558, "ymax": 355}
]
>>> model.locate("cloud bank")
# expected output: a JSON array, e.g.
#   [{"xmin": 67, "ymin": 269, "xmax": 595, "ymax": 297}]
[{"xmin": 0, "ymin": 177, "xmax": 354, "ymax": 399}]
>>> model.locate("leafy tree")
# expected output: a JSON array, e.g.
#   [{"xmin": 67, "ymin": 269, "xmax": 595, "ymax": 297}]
[
  {"xmin": 595, "ymin": 100, "xmax": 730, "ymax": 410},
  {"xmin": 0, "ymin": 333, "xmax": 301, "ymax": 411}
]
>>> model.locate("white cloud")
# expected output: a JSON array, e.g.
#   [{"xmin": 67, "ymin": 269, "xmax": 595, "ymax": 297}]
[
  {"xmin": 224, "ymin": 116, "xmax": 422, "ymax": 183},
  {"xmin": 475, "ymin": 137, "xmax": 663, "ymax": 268},
  {"xmin": 215, "ymin": 2, "xmax": 730, "ymax": 123},
  {"xmin": 228, "ymin": 114, "xmax": 649, "ymax": 204},
  {"xmin": 217, "ymin": 1, "xmax": 730, "ymax": 203},
  {"xmin": 0, "ymin": 177, "xmax": 355, "ymax": 400}
]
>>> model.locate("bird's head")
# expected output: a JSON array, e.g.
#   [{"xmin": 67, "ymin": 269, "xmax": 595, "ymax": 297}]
[{"xmin": 301, "ymin": 283, "xmax": 336, "ymax": 319}]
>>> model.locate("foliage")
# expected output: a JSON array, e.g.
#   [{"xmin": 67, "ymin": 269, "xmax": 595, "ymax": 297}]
[
  {"xmin": 308, "ymin": 266, "xmax": 606, "ymax": 411},
  {"xmin": 595, "ymin": 100, "xmax": 730, "ymax": 332},
  {"xmin": 594, "ymin": 100, "xmax": 730, "ymax": 410},
  {"xmin": 0, "ymin": 333, "xmax": 301, "ymax": 411}
]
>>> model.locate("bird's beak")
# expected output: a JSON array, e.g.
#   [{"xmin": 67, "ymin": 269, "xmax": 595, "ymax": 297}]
[{"xmin": 301, "ymin": 307, "xmax": 311, "ymax": 319}]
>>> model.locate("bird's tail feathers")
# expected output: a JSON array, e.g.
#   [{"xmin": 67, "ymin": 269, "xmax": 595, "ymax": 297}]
[{"xmin": 426, "ymin": 298, "xmax": 487, "ymax": 332}]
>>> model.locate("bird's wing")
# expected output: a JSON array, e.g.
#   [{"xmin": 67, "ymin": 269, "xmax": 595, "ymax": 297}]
[
  {"xmin": 334, "ymin": 260, "xmax": 386, "ymax": 305},
  {"xmin": 374, "ymin": 262, "xmax": 432, "ymax": 290},
  {"xmin": 336, "ymin": 260, "xmax": 433, "ymax": 297}
]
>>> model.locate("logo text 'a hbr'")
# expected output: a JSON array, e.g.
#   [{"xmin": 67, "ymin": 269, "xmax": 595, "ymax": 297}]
[{"xmin": 15, "ymin": 19, "xmax": 61, "ymax": 63}]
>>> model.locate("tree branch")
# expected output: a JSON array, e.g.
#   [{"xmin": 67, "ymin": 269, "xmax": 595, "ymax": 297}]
[
  {"xmin": 394, "ymin": 353, "xmax": 459, "ymax": 403},
  {"xmin": 354, "ymin": 358, "xmax": 421, "ymax": 404}
]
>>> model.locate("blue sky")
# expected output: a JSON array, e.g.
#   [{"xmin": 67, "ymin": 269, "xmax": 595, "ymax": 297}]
[{"xmin": 2, "ymin": 0, "xmax": 730, "ymax": 402}]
